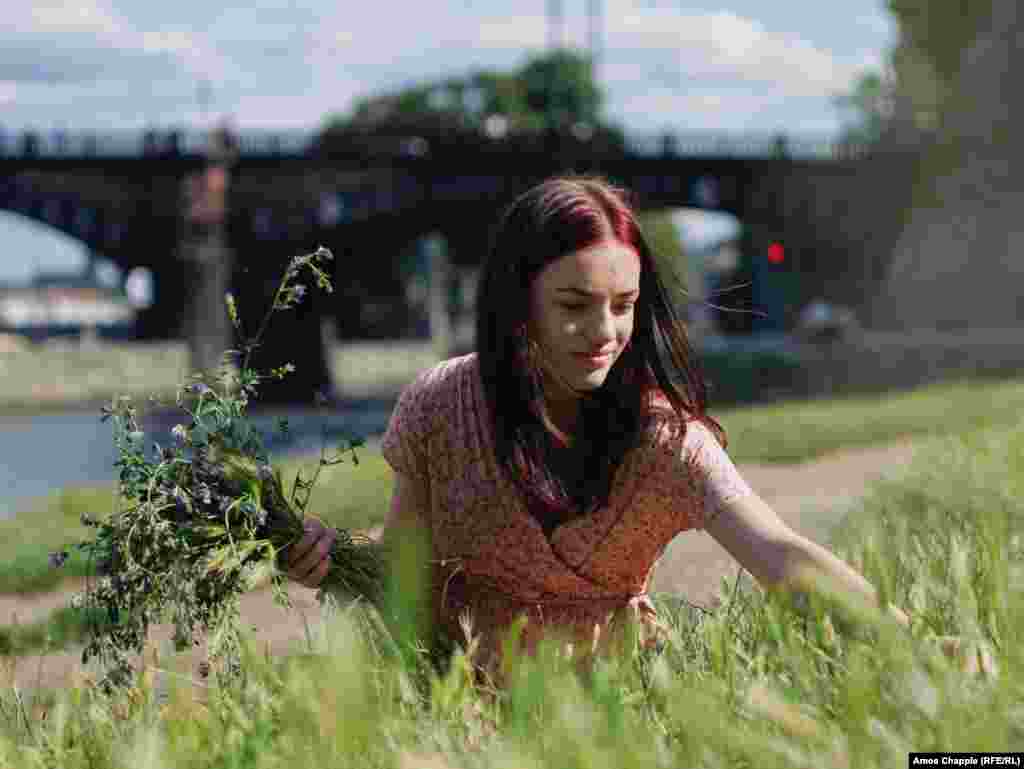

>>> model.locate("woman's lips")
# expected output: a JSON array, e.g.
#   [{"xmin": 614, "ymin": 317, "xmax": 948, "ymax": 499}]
[{"xmin": 574, "ymin": 351, "xmax": 614, "ymax": 367}]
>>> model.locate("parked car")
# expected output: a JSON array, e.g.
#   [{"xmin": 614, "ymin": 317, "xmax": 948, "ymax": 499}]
[{"xmin": 795, "ymin": 299, "xmax": 861, "ymax": 342}]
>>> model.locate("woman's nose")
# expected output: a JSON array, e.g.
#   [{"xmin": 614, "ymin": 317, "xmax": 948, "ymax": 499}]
[{"xmin": 584, "ymin": 313, "xmax": 618, "ymax": 343}]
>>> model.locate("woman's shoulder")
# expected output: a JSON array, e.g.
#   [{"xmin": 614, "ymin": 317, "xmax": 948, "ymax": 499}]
[
  {"xmin": 642, "ymin": 388, "xmax": 690, "ymax": 428},
  {"xmin": 388, "ymin": 353, "xmax": 482, "ymax": 437},
  {"xmin": 639, "ymin": 389, "xmax": 717, "ymax": 448},
  {"xmin": 402, "ymin": 352, "xmax": 478, "ymax": 402},
  {"xmin": 381, "ymin": 353, "xmax": 479, "ymax": 476}
]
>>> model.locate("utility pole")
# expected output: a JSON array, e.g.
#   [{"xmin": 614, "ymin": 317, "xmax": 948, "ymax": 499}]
[
  {"xmin": 587, "ymin": 0, "xmax": 602, "ymax": 81},
  {"xmin": 545, "ymin": 0, "xmax": 564, "ymax": 137},
  {"xmin": 547, "ymin": 0, "xmax": 564, "ymax": 49}
]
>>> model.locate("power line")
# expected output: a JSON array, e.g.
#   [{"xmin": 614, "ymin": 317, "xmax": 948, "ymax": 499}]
[{"xmin": 547, "ymin": 0, "xmax": 564, "ymax": 49}]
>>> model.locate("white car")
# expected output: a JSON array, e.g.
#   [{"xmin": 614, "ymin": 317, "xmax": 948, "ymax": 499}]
[{"xmin": 796, "ymin": 299, "xmax": 861, "ymax": 342}]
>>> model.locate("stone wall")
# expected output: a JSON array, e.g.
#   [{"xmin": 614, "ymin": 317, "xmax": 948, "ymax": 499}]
[
  {"xmin": 866, "ymin": 0, "xmax": 1024, "ymax": 332},
  {"xmin": 788, "ymin": 327, "xmax": 1024, "ymax": 402},
  {"xmin": 741, "ymin": 153, "xmax": 918, "ymax": 325}
]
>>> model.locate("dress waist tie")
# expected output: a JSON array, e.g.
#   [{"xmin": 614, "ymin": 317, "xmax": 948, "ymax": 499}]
[{"xmin": 433, "ymin": 560, "xmax": 664, "ymax": 652}]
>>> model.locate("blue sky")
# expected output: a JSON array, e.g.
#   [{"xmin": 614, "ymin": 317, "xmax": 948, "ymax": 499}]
[
  {"xmin": 0, "ymin": 0, "xmax": 898, "ymax": 282},
  {"xmin": 3, "ymin": 1, "xmax": 896, "ymax": 134}
]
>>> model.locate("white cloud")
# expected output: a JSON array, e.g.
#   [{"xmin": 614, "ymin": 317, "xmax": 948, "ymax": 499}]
[
  {"xmin": 709, "ymin": 12, "xmax": 762, "ymax": 60},
  {"xmin": 140, "ymin": 29, "xmax": 197, "ymax": 57},
  {"xmin": 309, "ymin": 5, "xmax": 547, "ymax": 74},
  {"xmin": 0, "ymin": 0, "xmax": 891, "ymax": 135},
  {"xmin": 27, "ymin": 0, "xmax": 125, "ymax": 38},
  {"xmin": 609, "ymin": 83, "xmax": 785, "ymax": 133},
  {"xmin": 227, "ymin": 82, "xmax": 366, "ymax": 129},
  {"xmin": 4, "ymin": 0, "xmax": 227, "ymax": 85},
  {"xmin": 606, "ymin": 2, "xmax": 863, "ymax": 99},
  {"xmin": 474, "ymin": 15, "xmax": 547, "ymax": 48},
  {"xmin": 853, "ymin": 10, "xmax": 898, "ymax": 42}
]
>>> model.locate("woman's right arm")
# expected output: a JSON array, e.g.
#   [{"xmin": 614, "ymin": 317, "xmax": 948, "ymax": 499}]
[
  {"xmin": 379, "ymin": 470, "xmax": 432, "ymax": 549},
  {"xmin": 283, "ymin": 470, "xmax": 431, "ymax": 587}
]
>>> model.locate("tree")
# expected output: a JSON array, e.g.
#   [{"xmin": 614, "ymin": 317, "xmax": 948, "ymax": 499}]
[
  {"xmin": 519, "ymin": 49, "xmax": 603, "ymax": 131},
  {"xmin": 887, "ymin": 0, "xmax": 993, "ymax": 86},
  {"xmin": 884, "ymin": 0, "xmax": 996, "ymax": 135},
  {"xmin": 318, "ymin": 49, "xmax": 625, "ymax": 150},
  {"xmin": 833, "ymin": 70, "xmax": 896, "ymax": 145},
  {"xmin": 637, "ymin": 210, "xmax": 690, "ymax": 312}
]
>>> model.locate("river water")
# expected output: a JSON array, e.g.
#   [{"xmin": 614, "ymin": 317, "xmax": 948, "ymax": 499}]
[
  {"xmin": 0, "ymin": 332, "xmax": 804, "ymax": 520},
  {"xmin": 0, "ymin": 397, "xmax": 397, "ymax": 520}
]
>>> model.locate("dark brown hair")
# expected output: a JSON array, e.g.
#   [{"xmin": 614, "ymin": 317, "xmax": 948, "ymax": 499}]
[{"xmin": 475, "ymin": 175, "xmax": 727, "ymax": 523}]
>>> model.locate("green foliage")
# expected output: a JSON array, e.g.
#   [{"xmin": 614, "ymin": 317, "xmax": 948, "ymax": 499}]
[
  {"xmin": 888, "ymin": 0, "xmax": 994, "ymax": 86},
  {"xmin": 48, "ymin": 246, "xmax": 389, "ymax": 695},
  {"xmin": 0, "ymin": 412, "xmax": 1020, "ymax": 767},
  {"xmin": 0, "ymin": 379, "xmax": 1021, "ymax": 767},
  {"xmin": 518, "ymin": 49, "xmax": 602, "ymax": 129},
  {"xmin": 636, "ymin": 209, "xmax": 690, "ymax": 309},
  {"xmin": 832, "ymin": 70, "xmax": 893, "ymax": 145},
  {"xmin": 0, "ymin": 606, "xmax": 104, "ymax": 657},
  {"xmin": 885, "ymin": 0, "xmax": 996, "ymax": 141},
  {"xmin": 714, "ymin": 371, "xmax": 1024, "ymax": 465},
  {"xmin": 4, "ymin": 370, "xmax": 1024, "ymax": 597},
  {"xmin": 321, "ymin": 48, "xmax": 623, "ymax": 143}
]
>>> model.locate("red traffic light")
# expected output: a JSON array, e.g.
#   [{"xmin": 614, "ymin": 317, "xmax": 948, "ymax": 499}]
[{"xmin": 767, "ymin": 242, "xmax": 785, "ymax": 265}]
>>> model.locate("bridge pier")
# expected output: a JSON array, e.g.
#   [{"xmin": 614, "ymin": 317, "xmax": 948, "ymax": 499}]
[
  {"xmin": 181, "ymin": 126, "xmax": 236, "ymax": 382},
  {"xmin": 181, "ymin": 235, "xmax": 233, "ymax": 379}
]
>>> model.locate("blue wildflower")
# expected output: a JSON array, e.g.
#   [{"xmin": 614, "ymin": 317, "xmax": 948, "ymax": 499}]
[{"xmin": 48, "ymin": 551, "xmax": 69, "ymax": 569}]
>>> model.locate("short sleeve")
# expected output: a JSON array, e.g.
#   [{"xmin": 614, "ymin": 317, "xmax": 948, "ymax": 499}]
[
  {"xmin": 379, "ymin": 368, "xmax": 438, "ymax": 485},
  {"xmin": 681, "ymin": 420, "xmax": 755, "ymax": 529}
]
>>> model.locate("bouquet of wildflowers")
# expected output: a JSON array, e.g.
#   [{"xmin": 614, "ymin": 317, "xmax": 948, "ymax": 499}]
[{"xmin": 50, "ymin": 246, "xmax": 388, "ymax": 693}]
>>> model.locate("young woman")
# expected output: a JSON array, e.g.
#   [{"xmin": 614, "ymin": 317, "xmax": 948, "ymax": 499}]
[{"xmin": 284, "ymin": 175, "xmax": 911, "ymax": 672}]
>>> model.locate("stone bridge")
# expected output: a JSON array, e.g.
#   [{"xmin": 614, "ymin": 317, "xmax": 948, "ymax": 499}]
[{"xmin": 1, "ymin": 126, "xmax": 910, "ymax": 402}]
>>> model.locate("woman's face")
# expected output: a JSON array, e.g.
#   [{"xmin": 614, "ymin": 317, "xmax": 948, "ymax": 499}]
[{"xmin": 527, "ymin": 238, "xmax": 641, "ymax": 409}]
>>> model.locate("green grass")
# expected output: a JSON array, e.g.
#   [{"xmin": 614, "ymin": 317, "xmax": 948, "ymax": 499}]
[
  {"xmin": 0, "ymin": 606, "xmax": 108, "ymax": 658},
  {"xmin": 0, "ymin": 339, "xmax": 443, "ymax": 416},
  {"xmin": 2, "ymin": 371, "xmax": 1024, "ymax": 667},
  {"xmin": 5, "ymin": 371, "xmax": 1024, "ymax": 600},
  {"xmin": 0, "ymin": 341, "xmax": 192, "ymax": 414},
  {"xmin": 0, "ymin": 410, "xmax": 1018, "ymax": 767},
  {"xmin": 715, "ymin": 370, "xmax": 1024, "ymax": 465},
  {"xmin": 0, "ymin": 447, "xmax": 396, "ymax": 597}
]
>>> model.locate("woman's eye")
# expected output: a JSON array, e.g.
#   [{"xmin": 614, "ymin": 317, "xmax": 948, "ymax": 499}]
[{"xmin": 560, "ymin": 303, "xmax": 634, "ymax": 313}]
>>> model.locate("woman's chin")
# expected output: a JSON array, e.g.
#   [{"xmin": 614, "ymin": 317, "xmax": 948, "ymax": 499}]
[{"xmin": 575, "ymin": 369, "xmax": 612, "ymax": 388}]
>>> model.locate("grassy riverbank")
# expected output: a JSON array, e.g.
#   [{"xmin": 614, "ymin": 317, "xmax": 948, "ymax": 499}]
[
  {"xmin": 3, "ymin": 370, "xmax": 1024, "ymax": 600},
  {"xmin": 0, "ymin": 339, "xmax": 445, "ymax": 415},
  {"xmin": 0, "ymin": 398, "xmax": 1019, "ymax": 767}
]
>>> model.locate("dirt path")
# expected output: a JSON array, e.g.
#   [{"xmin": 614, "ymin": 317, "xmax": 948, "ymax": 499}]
[
  {"xmin": 648, "ymin": 434, "xmax": 922, "ymax": 606},
  {"xmin": 1, "ymin": 435, "xmax": 924, "ymax": 698}
]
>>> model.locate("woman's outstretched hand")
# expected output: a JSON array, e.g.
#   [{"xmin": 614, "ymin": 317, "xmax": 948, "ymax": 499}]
[
  {"xmin": 928, "ymin": 635, "xmax": 999, "ymax": 677},
  {"xmin": 283, "ymin": 516, "xmax": 337, "ymax": 588}
]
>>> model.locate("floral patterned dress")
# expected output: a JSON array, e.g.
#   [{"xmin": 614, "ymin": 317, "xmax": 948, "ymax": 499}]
[{"xmin": 379, "ymin": 353, "xmax": 754, "ymax": 673}]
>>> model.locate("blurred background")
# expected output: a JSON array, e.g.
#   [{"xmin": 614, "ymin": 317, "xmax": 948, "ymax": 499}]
[{"xmin": 2, "ymin": 0, "xmax": 1023, "ymax": 512}]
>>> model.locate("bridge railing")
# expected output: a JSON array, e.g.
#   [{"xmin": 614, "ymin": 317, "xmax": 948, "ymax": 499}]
[
  {"xmin": 0, "ymin": 128, "xmax": 316, "ymax": 158},
  {"xmin": 0, "ymin": 126, "xmax": 868, "ymax": 161},
  {"xmin": 625, "ymin": 132, "xmax": 868, "ymax": 160}
]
